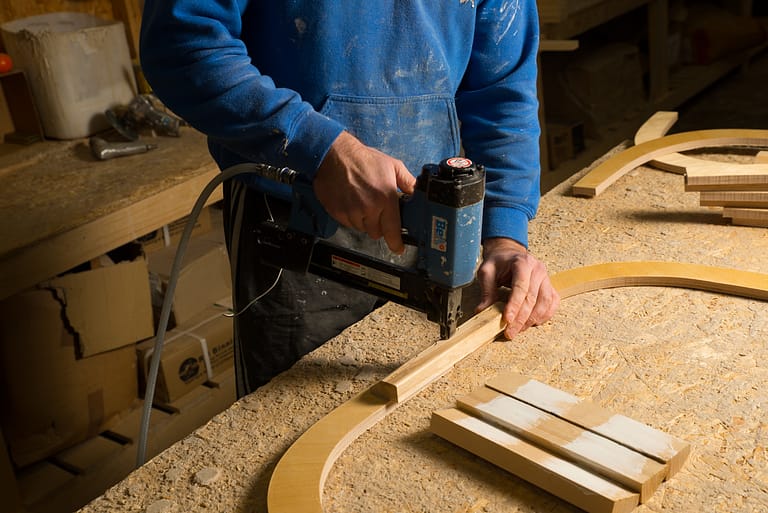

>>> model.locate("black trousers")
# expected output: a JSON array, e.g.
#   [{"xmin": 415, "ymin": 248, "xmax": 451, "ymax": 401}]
[{"xmin": 223, "ymin": 179, "xmax": 382, "ymax": 397}]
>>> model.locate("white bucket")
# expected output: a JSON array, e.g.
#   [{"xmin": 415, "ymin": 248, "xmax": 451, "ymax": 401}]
[{"xmin": 1, "ymin": 12, "xmax": 137, "ymax": 140}]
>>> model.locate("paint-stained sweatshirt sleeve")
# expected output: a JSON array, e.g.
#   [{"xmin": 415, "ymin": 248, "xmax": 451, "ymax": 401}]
[
  {"xmin": 139, "ymin": 0, "xmax": 343, "ymax": 178},
  {"xmin": 456, "ymin": 0, "xmax": 541, "ymax": 248}
]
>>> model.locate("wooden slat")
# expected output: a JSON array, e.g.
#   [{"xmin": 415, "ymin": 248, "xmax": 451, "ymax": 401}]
[
  {"xmin": 372, "ymin": 303, "xmax": 506, "ymax": 403},
  {"xmin": 486, "ymin": 371, "xmax": 691, "ymax": 478},
  {"xmin": 722, "ymin": 207, "xmax": 768, "ymax": 221},
  {"xmin": 431, "ymin": 408, "xmax": 640, "ymax": 513},
  {"xmin": 699, "ymin": 191, "xmax": 768, "ymax": 208},
  {"xmin": 457, "ymin": 386, "xmax": 666, "ymax": 501}
]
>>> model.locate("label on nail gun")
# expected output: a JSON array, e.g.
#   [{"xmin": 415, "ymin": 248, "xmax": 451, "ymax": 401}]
[
  {"xmin": 331, "ymin": 255, "xmax": 401, "ymax": 290},
  {"xmin": 431, "ymin": 216, "xmax": 448, "ymax": 252}
]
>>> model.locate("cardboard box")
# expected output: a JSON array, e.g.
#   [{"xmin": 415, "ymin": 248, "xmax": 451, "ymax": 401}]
[
  {"xmin": 0, "ymin": 13, "xmax": 136, "ymax": 139},
  {"xmin": 148, "ymin": 236, "xmax": 231, "ymax": 327},
  {"xmin": 40, "ymin": 256, "xmax": 154, "ymax": 358},
  {"xmin": 137, "ymin": 304, "xmax": 234, "ymax": 403},
  {"xmin": 0, "ymin": 290, "xmax": 139, "ymax": 467},
  {"xmin": 138, "ymin": 206, "xmax": 213, "ymax": 254}
]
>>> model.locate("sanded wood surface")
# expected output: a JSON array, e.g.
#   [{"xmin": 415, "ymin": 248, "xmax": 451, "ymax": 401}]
[
  {"xmin": 0, "ymin": 129, "xmax": 220, "ymax": 300},
  {"xmin": 572, "ymin": 129, "xmax": 768, "ymax": 196}
]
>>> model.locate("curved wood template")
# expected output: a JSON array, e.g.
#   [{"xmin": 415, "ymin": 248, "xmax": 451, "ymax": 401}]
[
  {"xmin": 572, "ymin": 129, "xmax": 768, "ymax": 197},
  {"xmin": 634, "ymin": 112, "xmax": 768, "ymax": 189},
  {"xmin": 267, "ymin": 261, "xmax": 768, "ymax": 513}
]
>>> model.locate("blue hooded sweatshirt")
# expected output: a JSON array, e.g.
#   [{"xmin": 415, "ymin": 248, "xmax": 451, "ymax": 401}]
[{"xmin": 140, "ymin": 0, "xmax": 541, "ymax": 247}]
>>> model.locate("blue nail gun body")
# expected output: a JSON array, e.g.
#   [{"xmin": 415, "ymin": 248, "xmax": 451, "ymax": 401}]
[{"xmin": 252, "ymin": 157, "xmax": 485, "ymax": 338}]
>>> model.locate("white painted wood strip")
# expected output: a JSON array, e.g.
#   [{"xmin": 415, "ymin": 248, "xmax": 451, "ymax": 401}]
[
  {"xmin": 457, "ymin": 386, "xmax": 665, "ymax": 502},
  {"xmin": 485, "ymin": 371, "xmax": 691, "ymax": 479},
  {"xmin": 431, "ymin": 408, "xmax": 640, "ymax": 513}
]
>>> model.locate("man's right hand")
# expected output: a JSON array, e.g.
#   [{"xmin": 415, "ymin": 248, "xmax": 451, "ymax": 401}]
[{"xmin": 313, "ymin": 131, "xmax": 417, "ymax": 254}]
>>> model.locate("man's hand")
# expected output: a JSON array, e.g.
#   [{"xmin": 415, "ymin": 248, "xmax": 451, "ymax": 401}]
[
  {"xmin": 314, "ymin": 131, "xmax": 417, "ymax": 254},
  {"xmin": 475, "ymin": 237, "xmax": 560, "ymax": 339}
]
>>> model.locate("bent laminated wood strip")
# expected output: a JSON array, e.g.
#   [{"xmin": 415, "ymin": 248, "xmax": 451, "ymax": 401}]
[
  {"xmin": 431, "ymin": 408, "xmax": 640, "ymax": 513},
  {"xmin": 456, "ymin": 386, "xmax": 667, "ymax": 501},
  {"xmin": 267, "ymin": 261, "xmax": 768, "ymax": 513},
  {"xmin": 572, "ymin": 129, "xmax": 768, "ymax": 197},
  {"xmin": 634, "ymin": 111, "xmax": 768, "ymax": 178},
  {"xmin": 548, "ymin": 261, "xmax": 768, "ymax": 301}
]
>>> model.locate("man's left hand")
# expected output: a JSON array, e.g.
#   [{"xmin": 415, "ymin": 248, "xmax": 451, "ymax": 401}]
[{"xmin": 475, "ymin": 237, "xmax": 560, "ymax": 339}]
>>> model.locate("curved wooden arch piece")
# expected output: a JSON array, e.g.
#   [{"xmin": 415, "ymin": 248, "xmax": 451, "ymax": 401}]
[
  {"xmin": 572, "ymin": 129, "xmax": 768, "ymax": 197},
  {"xmin": 267, "ymin": 261, "xmax": 768, "ymax": 513},
  {"xmin": 634, "ymin": 112, "xmax": 768, "ymax": 189},
  {"xmin": 549, "ymin": 261, "xmax": 768, "ymax": 300}
]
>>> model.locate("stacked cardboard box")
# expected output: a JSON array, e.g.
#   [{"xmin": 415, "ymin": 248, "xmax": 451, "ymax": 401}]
[
  {"xmin": 0, "ymin": 255, "xmax": 154, "ymax": 468},
  {"xmin": 142, "ymin": 229, "xmax": 234, "ymax": 403}
]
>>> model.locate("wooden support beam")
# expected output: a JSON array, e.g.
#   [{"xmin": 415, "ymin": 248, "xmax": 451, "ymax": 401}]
[{"xmin": 573, "ymin": 129, "xmax": 768, "ymax": 197}]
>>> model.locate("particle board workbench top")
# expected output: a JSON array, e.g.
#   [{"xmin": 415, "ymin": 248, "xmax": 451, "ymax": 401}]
[
  {"xmin": 79, "ymin": 149, "xmax": 768, "ymax": 513},
  {"xmin": 0, "ymin": 128, "xmax": 220, "ymax": 301}
]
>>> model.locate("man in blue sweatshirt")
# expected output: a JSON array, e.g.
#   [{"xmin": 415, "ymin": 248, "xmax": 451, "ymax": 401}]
[{"xmin": 140, "ymin": 0, "xmax": 560, "ymax": 396}]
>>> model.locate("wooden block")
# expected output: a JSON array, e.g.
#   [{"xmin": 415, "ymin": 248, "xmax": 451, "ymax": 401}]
[
  {"xmin": 458, "ymin": 387, "xmax": 665, "ymax": 501},
  {"xmin": 486, "ymin": 371, "xmax": 690, "ymax": 478},
  {"xmin": 431, "ymin": 408, "xmax": 639, "ymax": 513}
]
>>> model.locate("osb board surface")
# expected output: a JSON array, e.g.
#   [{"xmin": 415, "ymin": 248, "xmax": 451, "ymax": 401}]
[
  {"xmin": 79, "ymin": 154, "xmax": 768, "ymax": 513},
  {"xmin": 0, "ymin": 128, "xmax": 216, "ymax": 257}
]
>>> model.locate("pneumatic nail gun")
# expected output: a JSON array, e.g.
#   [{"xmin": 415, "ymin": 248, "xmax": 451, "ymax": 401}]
[{"xmin": 249, "ymin": 157, "xmax": 485, "ymax": 338}]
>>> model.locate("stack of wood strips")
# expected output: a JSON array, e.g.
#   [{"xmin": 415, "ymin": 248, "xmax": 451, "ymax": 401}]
[
  {"xmin": 431, "ymin": 371, "xmax": 690, "ymax": 513},
  {"xmin": 636, "ymin": 112, "xmax": 768, "ymax": 228}
]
